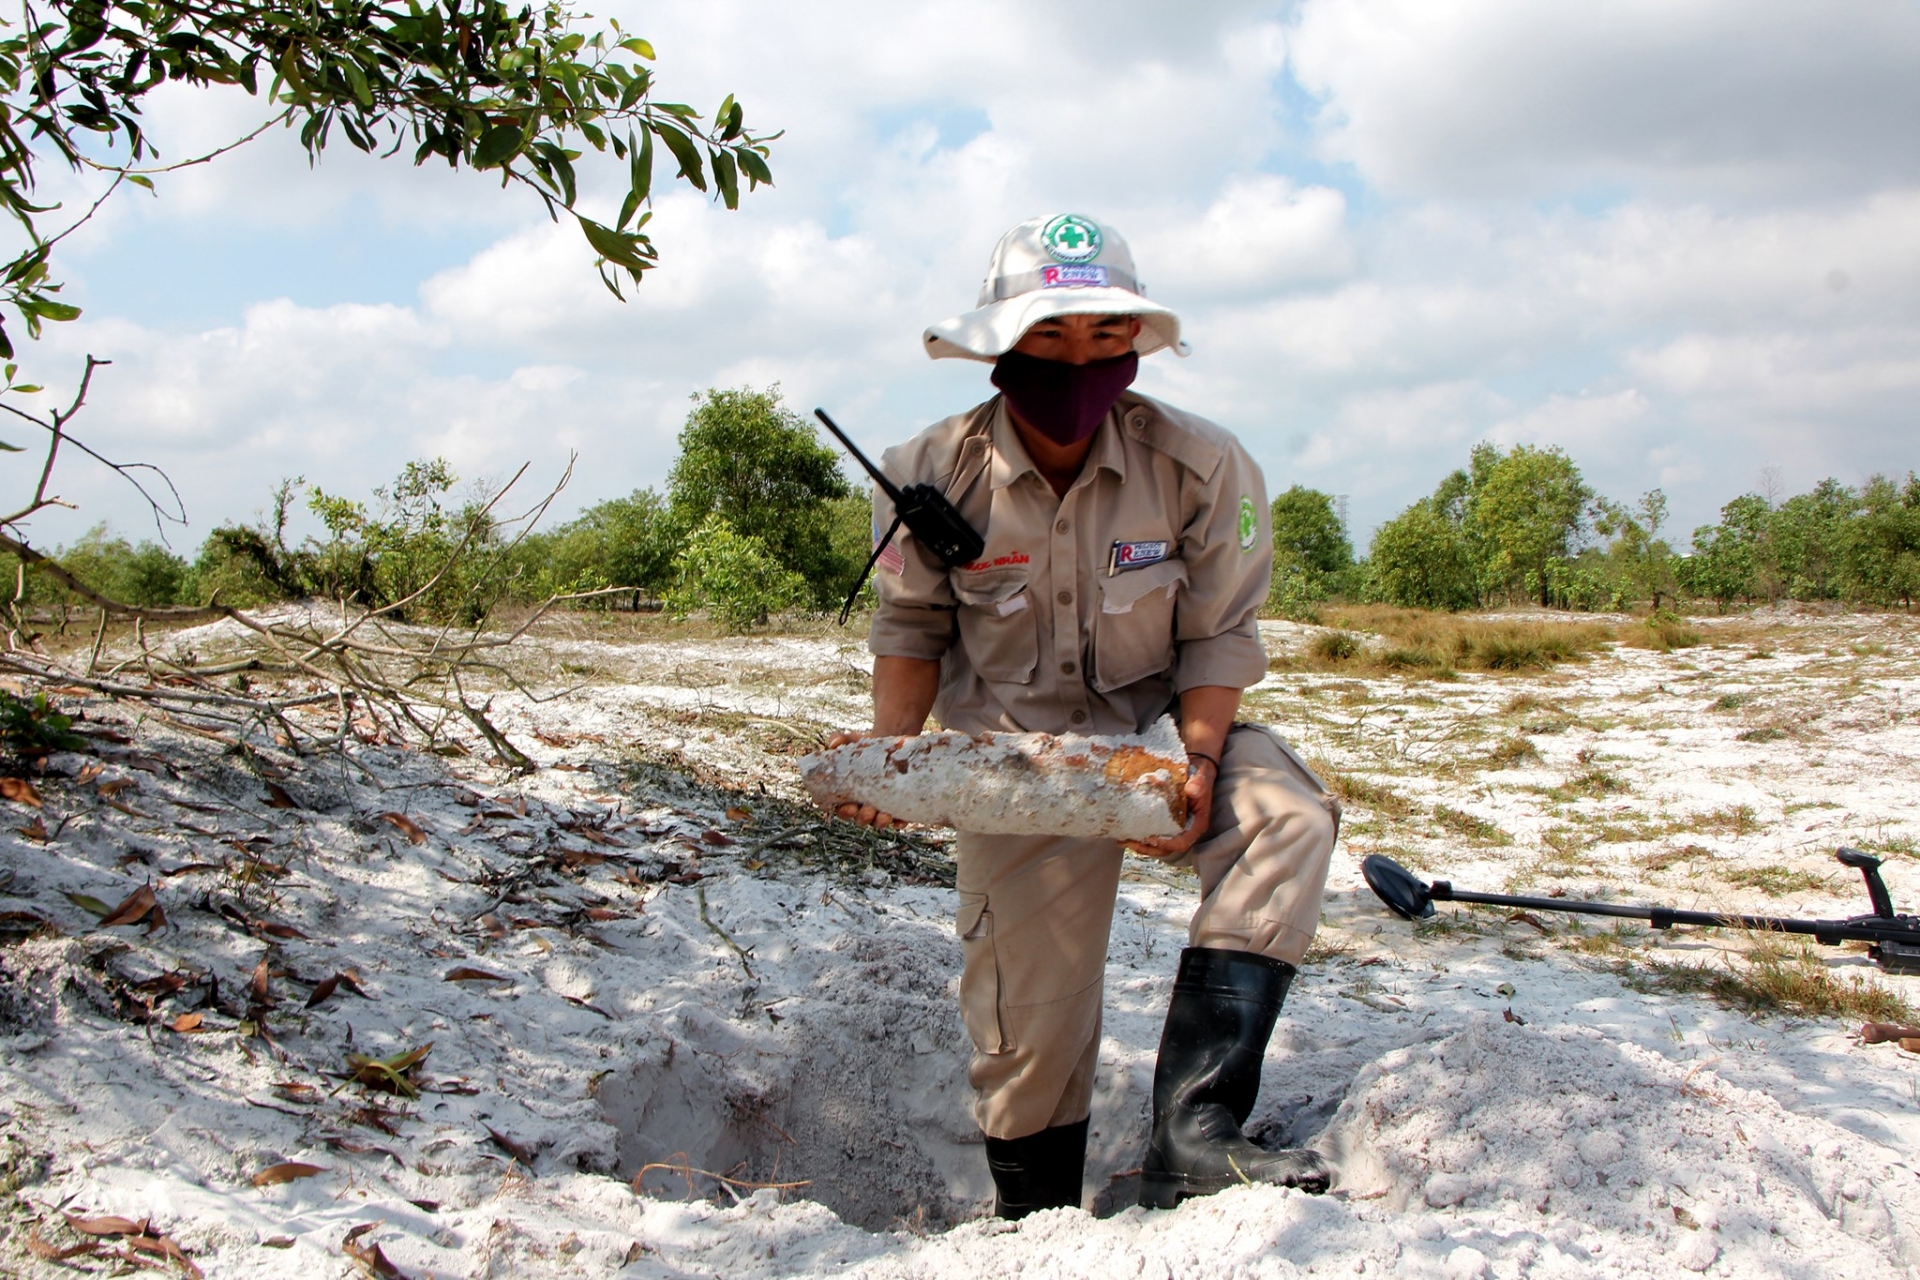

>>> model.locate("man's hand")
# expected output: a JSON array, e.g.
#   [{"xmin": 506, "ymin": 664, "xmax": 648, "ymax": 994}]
[
  {"xmin": 1127, "ymin": 755, "xmax": 1216, "ymax": 861},
  {"xmin": 820, "ymin": 656, "xmax": 943, "ymax": 831},
  {"xmin": 822, "ymin": 730, "xmax": 911, "ymax": 830}
]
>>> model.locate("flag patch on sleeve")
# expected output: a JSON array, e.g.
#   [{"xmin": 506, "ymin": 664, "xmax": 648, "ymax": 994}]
[
  {"xmin": 874, "ymin": 512, "xmax": 906, "ymax": 575},
  {"xmin": 1109, "ymin": 540, "xmax": 1170, "ymax": 574}
]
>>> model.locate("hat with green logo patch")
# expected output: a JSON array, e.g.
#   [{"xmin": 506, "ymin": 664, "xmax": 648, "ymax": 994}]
[{"xmin": 922, "ymin": 214, "xmax": 1188, "ymax": 362}]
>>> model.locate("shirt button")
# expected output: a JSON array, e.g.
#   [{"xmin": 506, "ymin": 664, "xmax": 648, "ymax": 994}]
[
  {"xmin": 1070, "ymin": 710, "xmax": 1087, "ymax": 724},
  {"xmin": 1061, "ymin": 661, "xmax": 1076, "ymax": 675},
  {"xmin": 1057, "ymin": 590, "xmax": 1072, "ymax": 605},
  {"xmin": 1055, "ymin": 520, "xmax": 1070, "ymax": 534}
]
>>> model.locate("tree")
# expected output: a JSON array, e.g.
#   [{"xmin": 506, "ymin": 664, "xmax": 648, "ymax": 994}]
[
  {"xmin": 666, "ymin": 513, "xmax": 804, "ymax": 632},
  {"xmin": 1770, "ymin": 478, "xmax": 1857, "ymax": 600},
  {"xmin": 1593, "ymin": 489, "xmax": 1676, "ymax": 609},
  {"xmin": 665, "ymin": 387, "xmax": 853, "ymax": 610},
  {"xmin": 1678, "ymin": 494, "xmax": 1769, "ymax": 609},
  {"xmin": 1844, "ymin": 473, "xmax": 1920, "ymax": 608},
  {"xmin": 1468, "ymin": 444, "xmax": 1594, "ymax": 606},
  {"xmin": 0, "ymin": 0, "xmax": 779, "ymax": 360},
  {"xmin": 524, "ymin": 487, "xmax": 679, "ymax": 599},
  {"xmin": 1366, "ymin": 499, "xmax": 1478, "ymax": 611},
  {"xmin": 1269, "ymin": 486, "xmax": 1351, "ymax": 574}
]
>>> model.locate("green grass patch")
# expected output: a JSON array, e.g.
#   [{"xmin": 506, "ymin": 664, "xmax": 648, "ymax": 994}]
[{"xmin": 1636, "ymin": 933, "xmax": 1914, "ymax": 1022}]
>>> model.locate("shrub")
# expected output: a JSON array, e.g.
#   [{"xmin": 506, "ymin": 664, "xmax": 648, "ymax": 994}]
[
  {"xmin": 666, "ymin": 515, "xmax": 806, "ymax": 632},
  {"xmin": 1309, "ymin": 630, "xmax": 1362, "ymax": 663}
]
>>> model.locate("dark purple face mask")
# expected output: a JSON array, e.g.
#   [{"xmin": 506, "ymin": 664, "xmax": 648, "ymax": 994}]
[{"xmin": 990, "ymin": 349, "xmax": 1139, "ymax": 446}]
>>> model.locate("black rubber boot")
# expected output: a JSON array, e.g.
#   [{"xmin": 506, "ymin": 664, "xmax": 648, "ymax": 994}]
[
  {"xmin": 1138, "ymin": 947, "xmax": 1333, "ymax": 1210},
  {"xmin": 984, "ymin": 1118, "xmax": 1088, "ymax": 1219}
]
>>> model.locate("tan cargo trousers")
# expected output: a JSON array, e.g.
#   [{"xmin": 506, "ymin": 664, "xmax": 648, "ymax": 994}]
[{"xmin": 954, "ymin": 723, "xmax": 1341, "ymax": 1140}]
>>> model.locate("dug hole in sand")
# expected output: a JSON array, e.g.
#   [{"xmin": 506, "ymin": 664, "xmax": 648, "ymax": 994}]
[{"xmin": 3, "ymin": 613, "xmax": 1920, "ymax": 1277}]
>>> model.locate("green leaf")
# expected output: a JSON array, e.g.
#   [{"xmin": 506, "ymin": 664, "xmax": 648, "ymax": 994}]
[
  {"xmin": 632, "ymin": 127, "xmax": 652, "ymax": 203},
  {"xmin": 125, "ymin": 173, "xmax": 154, "ymax": 191},
  {"xmin": 0, "ymin": 439, "xmax": 23, "ymax": 452},
  {"xmin": 616, "ymin": 189, "xmax": 641, "ymax": 232},
  {"xmin": 712, "ymin": 148, "xmax": 738, "ymax": 210},
  {"xmin": 23, "ymin": 301, "xmax": 80, "ymax": 322},
  {"xmin": 618, "ymin": 37, "xmax": 655, "ymax": 59},
  {"xmin": 736, "ymin": 147, "xmax": 772, "ymax": 186},
  {"xmin": 65, "ymin": 892, "xmax": 111, "ymax": 918},
  {"xmin": 472, "ymin": 123, "xmax": 524, "ymax": 169},
  {"xmin": 654, "ymin": 123, "xmax": 704, "ymax": 191},
  {"xmin": 577, "ymin": 215, "xmax": 646, "ymax": 269},
  {"xmin": 340, "ymin": 58, "xmax": 374, "ymax": 108}
]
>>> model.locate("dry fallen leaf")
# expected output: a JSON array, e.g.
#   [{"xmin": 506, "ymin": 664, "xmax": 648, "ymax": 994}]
[
  {"xmin": 443, "ymin": 967, "xmax": 510, "ymax": 983},
  {"xmin": 15, "ymin": 817, "xmax": 48, "ymax": 842},
  {"xmin": 96, "ymin": 777, "xmax": 135, "ymax": 798},
  {"xmin": 376, "ymin": 812, "xmax": 427, "ymax": 845},
  {"xmin": 1, "ymin": 777, "xmax": 43, "ymax": 807},
  {"xmin": 262, "ymin": 782, "xmax": 299, "ymax": 810},
  {"xmin": 486, "ymin": 1125, "xmax": 538, "ymax": 1166},
  {"xmin": 65, "ymin": 1214, "xmax": 145, "ymax": 1237},
  {"xmin": 74, "ymin": 763, "xmax": 103, "ymax": 784},
  {"xmin": 248, "ymin": 956, "xmax": 273, "ymax": 1007},
  {"xmin": 343, "ymin": 1233, "xmax": 408, "ymax": 1280},
  {"xmin": 169, "ymin": 1013, "xmax": 204, "ymax": 1033},
  {"xmin": 725, "ymin": 807, "xmax": 751, "ymax": 822},
  {"xmin": 700, "ymin": 829, "xmax": 734, "ymax": 847},
  {"xmin": 251, "ymin": 1162, "xmax": 326, "ymax": 1188},
  {"xmin": 98, "ymin": 884, "xmax": 159, "ymax": 929}
]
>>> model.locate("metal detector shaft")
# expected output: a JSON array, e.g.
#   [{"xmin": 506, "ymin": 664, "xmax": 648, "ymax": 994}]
[{"xmin": 1432, "ymin": 882, "xmax": 1894, "ymax": 946}]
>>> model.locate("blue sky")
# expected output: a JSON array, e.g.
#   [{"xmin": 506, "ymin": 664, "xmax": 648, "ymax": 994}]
[{"xmin": 17, "ymin": 0, "xmax": 1920, "ymax": 555}]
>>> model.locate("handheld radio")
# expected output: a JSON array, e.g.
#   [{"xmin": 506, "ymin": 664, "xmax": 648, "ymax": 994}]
[{"xmin": 814, "ymin": 408, "xmax": 986, "ymax": 624}]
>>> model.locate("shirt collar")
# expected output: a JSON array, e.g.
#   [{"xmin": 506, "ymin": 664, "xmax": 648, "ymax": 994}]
[{"xmin": 987, "ymin": 397, "xmax": 1130, "ymax": 491}]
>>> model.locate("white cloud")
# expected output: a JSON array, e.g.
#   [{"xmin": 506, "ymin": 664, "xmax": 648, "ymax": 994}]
[
  {"xmin": 1287, "ymin": 0, "xmax": 1920, "ymax": 200},
  {"xmin": 7, "ymin": 0, "xmax": 1919, "ymax": 561}
]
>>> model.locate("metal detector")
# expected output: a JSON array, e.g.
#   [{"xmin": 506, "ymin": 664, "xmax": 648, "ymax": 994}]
[{"xmin": 1359, "ymin": 847, "xmax": 1920, "ymax": 974}]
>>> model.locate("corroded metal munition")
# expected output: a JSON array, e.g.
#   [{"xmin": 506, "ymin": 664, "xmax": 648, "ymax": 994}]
[{"xmin": 799, "ymin": 717, "xmax": 1188, "ymax": 838}]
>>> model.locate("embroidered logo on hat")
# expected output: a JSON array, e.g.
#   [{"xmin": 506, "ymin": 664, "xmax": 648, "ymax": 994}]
[{"xmin": 1041, "ymin": 214, "xmax": 1102, "ymax": 263}]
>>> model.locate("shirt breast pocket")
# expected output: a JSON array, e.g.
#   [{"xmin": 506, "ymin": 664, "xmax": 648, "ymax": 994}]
[
  {"xmin": 1093, "ymin": 560, "xmax": 1188, "ymax": 692},
  {"xmin": 951, "ymin": 572, "xmax": 1038, "ymax": 684}
]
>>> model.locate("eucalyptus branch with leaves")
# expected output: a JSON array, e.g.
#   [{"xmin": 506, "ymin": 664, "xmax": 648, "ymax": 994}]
[{"xmin": 0, "ymin": 0, "xmax": 777, "ymax": 357}]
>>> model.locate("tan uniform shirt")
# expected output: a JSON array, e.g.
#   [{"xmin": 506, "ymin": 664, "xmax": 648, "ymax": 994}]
[{"xmin": 867, "ymin": 391, "xmax": 1273, "ymax": 737}]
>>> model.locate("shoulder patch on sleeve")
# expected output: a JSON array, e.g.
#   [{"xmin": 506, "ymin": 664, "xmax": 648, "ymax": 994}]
[{"xmin": 1238, "ymin": 495, "xmax": 1259, "ymax": 551}]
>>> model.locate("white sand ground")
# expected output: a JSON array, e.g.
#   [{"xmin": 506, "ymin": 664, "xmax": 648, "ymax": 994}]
[{"xmin": 1, "ymin": 608, "xmax": 1918, "ymax": 1278}]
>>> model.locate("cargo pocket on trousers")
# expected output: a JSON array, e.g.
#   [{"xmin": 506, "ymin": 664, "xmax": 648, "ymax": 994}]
[{"xmin": 955, "ymin": 892, "xmax": 1008, "ymax": 1055}]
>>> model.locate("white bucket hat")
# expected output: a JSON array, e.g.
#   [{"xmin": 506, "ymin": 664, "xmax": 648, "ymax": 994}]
[{"xmin": 923, "ymin": 213, "xmax": 1188, "ymax": 362}]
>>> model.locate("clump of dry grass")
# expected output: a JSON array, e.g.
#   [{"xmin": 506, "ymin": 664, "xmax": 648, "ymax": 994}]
[
  {"xmin": 1720, "ymin": 864, "xmax": 1826, "ymax": 896},
  {"xmin": 1548, "ymin": 767, "xmax": 1630, "ymax": 801},
  {"xmin": 1278, "ymin": 607, "xmax": 1613, "ymax": 676},
  {"xmin": 1431, "ymin": 803, "xmax": 1512, "ymax": 845},
  {"xmin": 1483, "ymin": 736, "xmax": 1541, "ymax": 768},
  {"xmin": 1626, "ymin": 609, "xmax": 1703, "ymax": 653},
  {"xmin": 1309, "ymin": 630, "xmax": 1362, "ymax": 663},
  {"xmin": 1639, "ymin": 843, "xmax": 1715, "ymax": 873},
  {"xmin": 1640, "ymin": 933, "xmax": 1914, "ymax": 1022},
  {"xmin": 1316, "ymin": 767, "xmax": 1415, "ymax": 819},
  {"xmin": 1684, "ymin": 804, "xmax": 1763, "ymax": 836}
]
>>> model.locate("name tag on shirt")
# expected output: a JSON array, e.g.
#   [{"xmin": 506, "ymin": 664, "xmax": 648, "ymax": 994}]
[{"xmin": 1109, "ymin": 540, "xmax": 1170, "ymax": 574}]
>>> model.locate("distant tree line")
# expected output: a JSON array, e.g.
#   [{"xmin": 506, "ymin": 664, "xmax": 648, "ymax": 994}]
[
  {"xmin": 1268, "ymin": 443, "xmax": 1920, "ymax": 614},
  {"xmin": 7, "ymin": 387, "xmax": 871, "ymax": 633},
  {"xmin": 15, "ymin": 402, "xmax": 1918, "ymax": 630}
]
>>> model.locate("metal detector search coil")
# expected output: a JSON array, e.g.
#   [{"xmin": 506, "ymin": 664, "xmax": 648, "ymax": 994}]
[{"xmin": 1360, "ymin": 847, "xmax": 1920, "ymax": 974}]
